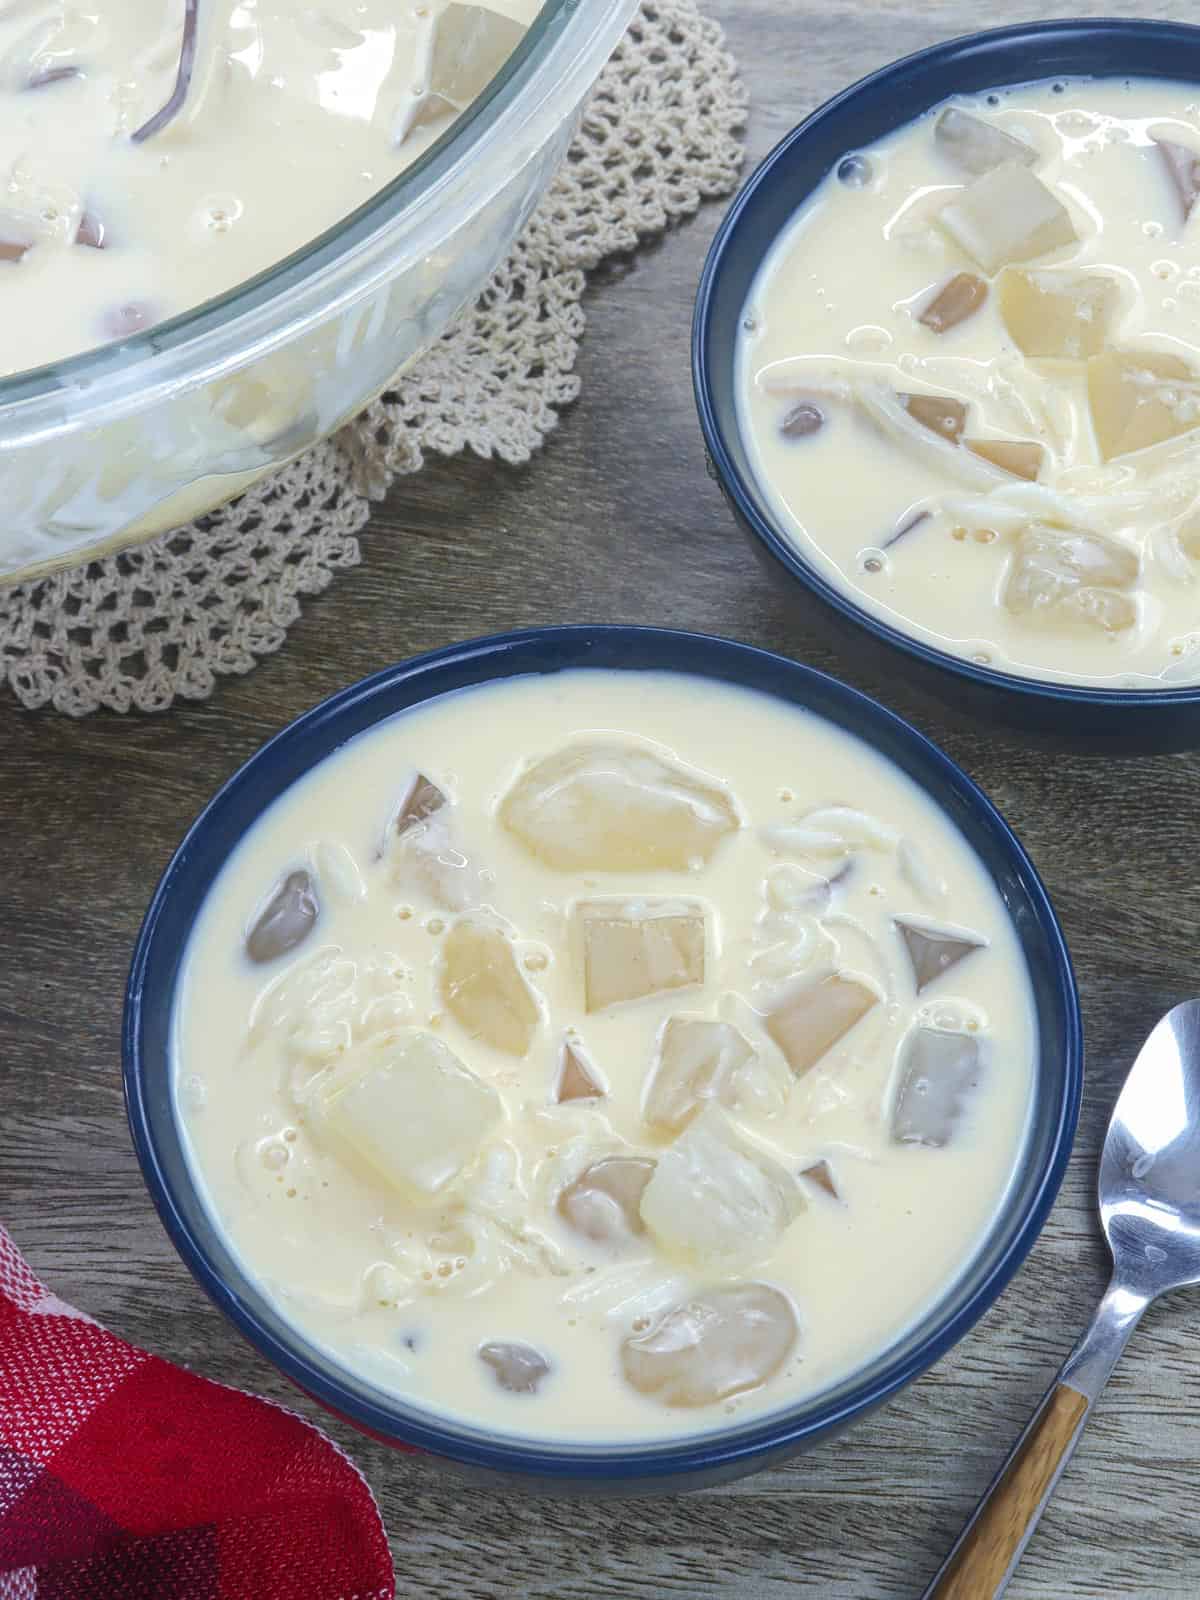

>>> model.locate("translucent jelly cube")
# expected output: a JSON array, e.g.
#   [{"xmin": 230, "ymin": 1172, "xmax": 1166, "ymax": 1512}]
[
  {"xmin": 245, "ymin": 870, "xmax": 319, "ymax": 964},
  {"xmin": 500, "ymin": 741, "xmax": 738, "ymax": 872},
  {"xmin": 934, "ymin": 108, "xmax": 1038, "ymax": 177},
  {"xmin": 765, "ymin": 973, "xmax": 878, "ymax": 1076},
  {"xmin": 643, "ymin": 1017, "xmax": 758, "ymax": 1134},
  {"xmin": 938, "ymin": 163, "xmax": 1077, "ymax": 273},
  {"xmin": 895, "ymin": 919, "xmax": 985, "ymax": 992},
  {"xmin": 891, "ymin": 1026, "xmax": 983, "ymax": 1147},
  {"xmin": 1087, "ymin": 350, "xmax": 1200, "ymax": 460},
  {"xmin": 313, "ymin": 1029, "xmax": 502, "ymax": 1201},
  {"xmin": 1003, "ymin": 524, "xmax": 1138, "ymax": 630},
  {"xmin": 997, "ymin": 269, "xmax": 1116, "ymax": 360},
  {"xmin": 555, "ymin": 1040, "xmax": 605, "ymax": 1102},
  {"xmin": 918, "ymin": 272, "xmax": 988, "ymax": 334},
  {"xmin": 639, "ymin": 1108, "xmax": 803, "ymax": 1264},
  {"xmin": 429, "ymin": 4, "xmax": 527, "ymax": 106},
  {"xmin": 621, "ymin": 1282, "xmax": 798, "ymax": 1408},
  {"xmin": 964, "ymin": 438, "xmax": 1045, "ymax": 481},
  {"xmin": 578, "ymin": 900, "xmax": 706, "ymax": 1012},
  {"xmin": 1066, "ymin": 588, "xmax": 1138, "ymax": 632},
  {"xmin": 441, "ymin": 919, "xmax": 539, "ymax": 1057},
  {"xmin": 557, "ymin": 1156, "xmax": 656, "ymax": 1245},
  {"xmin": 1154, "ymin": 137, "xmax": 1200, "ymax": 224},
  {"xmin": 478, "ymin": 1340, "xmax": 551, "ymax": 1394}
]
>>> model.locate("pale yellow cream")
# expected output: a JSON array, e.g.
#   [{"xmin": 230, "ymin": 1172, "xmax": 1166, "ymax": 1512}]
[
  {"xmin": 739, "ymin": 77, "xmax": 1200, "ymax": 687},
  {"xmin": 0, "ymin": 0, "xmax": 540, "ymax": 376},
  {"xmin": 173, "ymin": 669, "xmax": 1036, "ymax": 1444}
]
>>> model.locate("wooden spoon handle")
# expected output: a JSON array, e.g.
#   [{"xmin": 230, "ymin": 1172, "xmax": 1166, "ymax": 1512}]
[
  {"xmin": 922, "ymin": 1278, "xmax": 1152, "ymax": 1600},
  {"xmin": 923, "ymin": 1383, "xmax": 1088, "ymax": 1600}
]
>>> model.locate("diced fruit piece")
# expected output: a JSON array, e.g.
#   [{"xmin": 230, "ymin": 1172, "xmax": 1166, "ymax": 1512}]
[
  {"xmin": 859, "ymin": 387, "xmax": 1005, "ymax": 489},
  {"xmin": 313, "ymin": 1029, "xmax": 502, "ymax": 1201},
  {"xmin": 75, "ymin": 211, "xmax": 105, "ymax": 249},
  {"xmin": 1087, "ymin": 350, "xmax": 1200, "ymax": 460},
  {"xmin": 428, "ymin": 3, "xmax": 527, "ymax": 107},
  {"xmin": 938, "ymin": 163, "xmax": 1077, "ymax": 272},
  {"xmin": 441, "ymin": 918, "xmax": 538, "ymax": 1056},
  {"xmin": 892, "ymin": 1026, "xmax": 983, "ymax": 1147},
  {"xmin": 555, "ymin": 1039, "xmax": 604, "ymax": 1102},
  {"xmin": 1154, "ymin": 137, "xmax": 1200, "ymax": 224},
  {"xmin": 1003, "ymin": 523, "xmax": 1138, "ymax": 630},
  {"xmin": 901, "ymin": 392, "xmax": 968, "ymax": 443},
  {"xmin": 780, "ymin": 401, "xmax": 825, "ymax": 438},
  {"xmin": 557, "ymin": 1156, "xmax": 656, "ymax": 1245},
  {"xmin": 501, "ymin": 741, "xmax": 738, "ymax": 872},
  {"xmin": 643, "ymin": 1017, "xmax": 758, "ymax": 1134},
  {"xmin": 801, "ymin": 1160, "xmax": 839, "ymax": 1199},
  {"xmin": 895, "ymin": 919, "xmax": 985, "ymax": 991},
  {"xmin": 246, "ymin": 870, "xmax": 318, "ymax": 964},
  {"xmin": 934, "ymin": 107, "xmax": 1038, "ymax": 177},
  {"xmin": 394, "ymin": 772, "xmax": 448, "ymax": 836},
  {"xmin": 391, "ymin": 797, "xmax": 477, "ymax": 912},
  {"xmin": 998, "ymin": 268, "xmax": 1116, "ymax": 360},
  {"xmin": 578, "ymin": 900, "xmax": 706, "ymax": 1013},
  {"xmin": 621, "ymin": 1282, "xmax": 798, "ymax": 1408},
  {"xmin": 478, "ymin": 1341, "xmax": 551, "ymax": 1394},
  {"xmin": 639, "ymin": 1108, "xmax": 803, "ymax": 1264},
  {"xmin": 918, "ymin": 272, "xmax": 988, "ymax": 333},
  {"xmin": 765, "ymin": 973, "xmax": 878, "ymax": 1076},
  {"xmin": 965, "ymin": 438, "xmax": 1044, "ymax": 480}
]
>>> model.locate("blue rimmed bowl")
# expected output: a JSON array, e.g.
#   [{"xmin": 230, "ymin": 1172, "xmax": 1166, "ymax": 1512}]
[
  {"xmin": 694, "ymin": 19, "xmax": 1200, "ymax": 755},
  {"xmin": 124, "ymin": 626, "xmax": 1081, "ymax": 1493}
]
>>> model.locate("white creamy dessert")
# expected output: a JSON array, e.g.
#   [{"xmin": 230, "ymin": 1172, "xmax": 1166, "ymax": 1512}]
[
  {"xmin": 0, "ymin": 0, "xmax": 540, "ymax": 375},
  {"xmin": 738, "ymin": 77, "xmax": 1200, "ymax": 687},
  {"xmin": 173, "ymin": 670, "xmax": 1036, "ymax": 1443}
]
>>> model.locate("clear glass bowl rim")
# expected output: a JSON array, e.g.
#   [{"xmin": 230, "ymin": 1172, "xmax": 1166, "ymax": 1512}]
[{"xmin": 0, "ymin": 0, "xmax": 628, "ymax": 444}]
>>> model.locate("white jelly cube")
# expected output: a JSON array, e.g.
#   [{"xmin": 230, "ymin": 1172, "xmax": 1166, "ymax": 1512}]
[
  {"xmin": 501, "ymin": 741, "xmax": 738, "ymax": 872},
  {"xmin": 938, "ymin": 163, "xmax": 1077, "ymax": 273},
  {"xmin": 314, "ymin": 1029, "xmax": 502, "ymax": 1202},
  {"xmin": 639, "ymin": 1107, "xmax": 803, "ymax": 1264},
  {"xmin": 578, "ymin": 899, "xmax": 707, "ymax": 1012}
]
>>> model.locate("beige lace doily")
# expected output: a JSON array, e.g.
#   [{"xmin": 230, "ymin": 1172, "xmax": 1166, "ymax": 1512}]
[{"xmin": 0, "ymin": 1, "xmax": 746, "ymax": 717}]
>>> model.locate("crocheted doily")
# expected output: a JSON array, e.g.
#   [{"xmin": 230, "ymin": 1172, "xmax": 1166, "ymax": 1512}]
[{"xmin": 0, "ymin": 1, "xmax": 746, "ymax": 716}]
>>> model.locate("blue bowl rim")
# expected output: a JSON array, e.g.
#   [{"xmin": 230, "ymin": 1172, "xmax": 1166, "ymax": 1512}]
[
  {"xmin": 123, "ymin": 624, "xmax": 1083, "ymax": 1481},
  {"xmin": 693, "ymin": 16, "xmax": 1200, "ymax": 712}
]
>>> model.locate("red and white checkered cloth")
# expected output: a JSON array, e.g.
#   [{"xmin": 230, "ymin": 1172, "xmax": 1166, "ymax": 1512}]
[{"xmin": 0, "ymin": 1225, "xmax": 395, "ymax": 1600}]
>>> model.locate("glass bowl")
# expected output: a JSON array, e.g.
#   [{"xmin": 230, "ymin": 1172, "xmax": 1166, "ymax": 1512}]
[
  {"xmin": 124, "ymin": 625, "xmax": 1082, "ymax": 1494},
  {"xmin": 694, "ymin": 19, "xmax": 1200, "ymax": 754},
  {"xmin": 0, "ymin": 0, "xmax": 637, "ymax": 586}
]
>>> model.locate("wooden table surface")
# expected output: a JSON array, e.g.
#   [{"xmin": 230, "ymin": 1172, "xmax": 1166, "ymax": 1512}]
[{"xmin": 5, "ymin": 1, "xmax": 1200, "ymax": 1594}]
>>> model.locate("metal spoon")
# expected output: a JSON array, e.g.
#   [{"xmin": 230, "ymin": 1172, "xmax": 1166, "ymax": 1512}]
[{"xmin": 922, "ymin": 999, "xmax": 1200, "ymax": 1599}]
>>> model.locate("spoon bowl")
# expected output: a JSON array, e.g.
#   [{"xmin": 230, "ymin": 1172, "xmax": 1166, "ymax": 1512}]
[{"xmin": 1101, "ymin": 999, "xmax": 1200, "ymax": 1295}]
